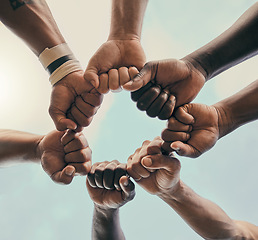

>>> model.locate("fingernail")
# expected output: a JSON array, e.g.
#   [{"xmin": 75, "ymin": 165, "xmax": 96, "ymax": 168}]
[
  {"xmin": 142, "ymin": 157, "xmax": 152, "ymax": 167},
  {"xmin": 172, "ymin": 146, "xmax": 180, "ymax": 152},
  {"xmin": 65, "ymin": 168, "xmax": 74, "ymax": 176},
  {"xmin": 90, "ymin": 80, "xmax": 96, "ymax": 88}
]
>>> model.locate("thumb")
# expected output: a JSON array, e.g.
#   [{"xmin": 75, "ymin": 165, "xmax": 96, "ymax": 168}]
[
  {"xmin": 170, "ymin": 141, "xmax": 200, "ymax": 158},
  {"xmin": 119, "ymin": 176, "xmax": 135, "ymax": 202},
  {"xmin": 49, "ymin": 107, "xmax": 77, "ymax": 131},
  {"xmin": 141, "ymin": 154, "xmax": 181, "ymax": 174},
  {"xmin": 84, "ymin": 69, "xmax": 100, "ymax": 89},
  {"xmin": 51, "ymin": 165, "xmax": 75, "ymax": 185},
  {"xmin": 123, "ymin": 62, "xmax": 156, "ymax": 91}
]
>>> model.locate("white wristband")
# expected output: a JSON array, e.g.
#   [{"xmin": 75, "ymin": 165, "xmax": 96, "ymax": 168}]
[
  {"xmin": 49, "ymin": 59, "xmax": 82, "ymax": 86},
  {"xmin": 39, "ymin": 43, "xmax": 83, "ymax": 86}
]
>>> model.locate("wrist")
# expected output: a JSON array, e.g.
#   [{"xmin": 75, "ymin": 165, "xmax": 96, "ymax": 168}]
[
  {"xmin": 157, "ymin": 179, "xmax": 183, "ymax": 201},
  {"xmin": 181, "ymin": 56, "xmax": 208, "ymax": 81},
  {"xmin": 212, "ymin": 103, "xmax": 234, "ymax": 139},
  {"xmin": 94, "ymin": 204, "xmax": 119, "ymax": 217},
  {"xmin": 35, "ymin": 135, "xmax": 45, "ymax": 161},
  {"xmin": 108, "ymin": 33, "xmax": 141, "ymax": 41}
]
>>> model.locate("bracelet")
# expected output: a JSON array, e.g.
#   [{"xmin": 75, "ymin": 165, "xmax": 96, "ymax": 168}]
[{"xmin": 39, "ymin": 43, "xmax": 82, "ymax": 86}]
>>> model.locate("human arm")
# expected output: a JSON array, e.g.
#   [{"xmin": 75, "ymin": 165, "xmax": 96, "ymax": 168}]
[
  {"xmin": 0, "ymin": 0, "xmax": 102, "ymax": 130},
  {"xmin": 0, "ymin": 128, "xmax": 92, "ymax": 184},
  {"xmin": 86, "ymin": 160, "xmax": 135, "ymax": 240},
  {"xmin": 161, "ymin": 78, "xmax": 258, "ymax": 157},
  {"xmin": 128, "ymin": 2, "xmax": 258, "ymax": 119},
  {"xmin": 127, "ymin": 137, "xmax": 258, "ymax": 239},
  {"xmin": 84, "ymin": 0, "xmax": 148, "ymax": 94}
]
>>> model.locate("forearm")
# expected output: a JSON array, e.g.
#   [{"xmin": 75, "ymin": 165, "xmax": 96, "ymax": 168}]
[
  {"xmin": 183, "ymin": 2, "xmax": 258, "ymax": 80},
  {"xmin": 0, "ymin": 129, "xmax": 42, "ymax": 167},
  {"xmin": 0, "ymin": 0, "xmax": 65, "ymax": 55},
  {"xmin": 159, "ymin": 180, "xmax": 248, "ymax": 239},
  {"xmin": 108, "ymin": 0, "xmax": 148, "ymax": 40},
  {"xmin": 213, "ymin": 79, "xmax": 258, "ymax": 138},
  {"xmin": 92, "ymin": 205, "xmax": 125, "ymax": 240}
]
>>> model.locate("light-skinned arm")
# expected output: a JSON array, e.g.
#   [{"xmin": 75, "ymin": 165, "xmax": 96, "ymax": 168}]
[
  {"xmin": 84, "ymin": 0, "xmax": 148, "ymax": 94},
  {"xmin": 87, "ymin": 160, "xmax": 135, "ymax": 240},
  {"xmin": 161, "ymin": 78, "xmax": 258, "ymax": 157},
  {"xmin": 127, "ymin": 137, "xmax": 258, "ymax": 239},
  {"xmin": 128, "ymin": 2, "xmax": 258, "ymax": 119},
  {"xmin": 0, "ymin": 0, "xmax": 102, "ymax": 131},
  {"xmin": 0, "ymin": 129, "xmax": 92, "ymax": 184}
]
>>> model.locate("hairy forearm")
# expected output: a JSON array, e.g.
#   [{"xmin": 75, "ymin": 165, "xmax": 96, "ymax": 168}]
[
  {"xmin": 0, "ymin": 0, "xmax": 65, "ymax": 55},
  {"xmin": 108, "ymin": 0, "xmax": 148, "ymax": 40},
  {"xmin": 159, "ymin": 180, "xmax": 242, "ymax": 239},
  {"xmin": 92, "ymin": 205, "xmax": 125, "ymax": 240},
  {"xmin": 213, "ymin": 79, "xmax": 258, "ymax": 138},
  {"xmin": 184, "ymin": 2, "xmax": 258, "ymax": 80},
  {"xmin": 0, "ymin": 129, "xmax": 42, "ymax": 167}
]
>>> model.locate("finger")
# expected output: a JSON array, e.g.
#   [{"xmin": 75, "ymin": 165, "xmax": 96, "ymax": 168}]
[
  {"xmin": 131, "ymin": 81, "xmax": 154, "ymax": 102},
  {"xmin": 94, "ymin": 162, "xmax": 109, "ymax": 188},
  {"xmin": 136, "ymin": 86, "xmax": 161, "ymax": 111},
  {"xmin": 119, "ymin": 176, "xmax": 135, "ymax": 202},
  {"xmin": 69, "ymin": 161, "xmax": 92, "ymax": 176},
  {"xmin": 97, "ymin": 73, "xmax": 109, "ymax": 94},
  {"xmin": 174, "ymin": 106, "xmax": 195, "ymax": 125},
  {"xmin": 114, "ymin": 163, "xmax": 127, "ymax": 191},
  {"xmin": 127, "ymin": 157, "xmax": 150, "ymax": 179},
  {"xmin": 170, "ymin": 141, "xmax": 200, "ymax": 158},
  {"xmin": 108, "ymin": 69, "xmax": 120, "ymax": 91},
  {"xmin": 123, "ymin": 63, "xmax": 155, "ymax": 91},
  {"xmin": 146, "ymin": 91, "xmax": 169, "ymax": 118},
  {"xmin": 84, "ymin": 70, "xmax": 99, "ymax": 88},
  {"xmin": 75, "ymin": 96, "xmax": 98, "ymax": 118},
  {"xmin": 49, "ymin": 87, "xmax": 77, "ymax": 131},
  {"xmin": 62, "ymin": 131, "xmax": 89, "ymax": 152},
  {"xmin": 65, "ymin": 147, "xmax": 92, "ymax": 163},
  {"xmin": 158, "ymin": 95, "xmax": 176, "ymax": 120},
  {"xmin": 161, "ymin": 141, "xmax": 174, "ymax": 154},
  {"xmin": 141, "ymin": 154, "xmax": 181, "ymax": 173},
  {"xmin": 80, "ymin": 92, "xmax": 103, "ymax": 107},
  {"xmin": 146, "ymin": 136, "xmax": 163, "ymax": 155},
  {"xmin": 166, "ymin": 117, "xmax": 192, "ymax": 132},
  {"xmin": 128, "ymin": 66, "xmax": 139, "ymax": 80},
  {"xmin": 51, "ymin": 165, "xmax": 75, "ymax": 185},
  {"xmin": 103, "ymin": 161, "xmax": 119, "ymax": 190},
  {"xmin": 49, "ymin": 107, "xmax": 77, "ymax": 131},
  {"xmin": 70, "ymin": 105, "xmax": 93, "ymax": 127},
  {"xmin": 87, "ymin": 163, "xmax": 100, "ymax": 188},
  {"xmin": 161, "ymin": 129, "xmax": 190, "ymax": 142},
  {"xmin": 119, "ymin": 67, "xmax": 130, "ymax": 86}
]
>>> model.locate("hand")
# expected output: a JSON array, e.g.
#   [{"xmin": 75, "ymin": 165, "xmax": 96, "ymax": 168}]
[
  {"xmin": 127, "ymin": 137, "xmax": 181, "ymax": 196},
  {"xmin": 127, "ymin": 59, "xmax": 206, "ymax": 119},
  {"xmin": 49, "ymin": 70, "xmax": 103, "ymax": 131},
  {"xmin": 84, "ymin": 39, "xmax": 146, "ymax": 93},
  {"xmin": 86, "ymin": 160, "xmax": 135, "ymax": 209},
  {"xmin": 161, "ymin": 103, "xmax": 220, "ymax": 158},
  {"xmin": 38, "ymin": 129, "xmax": 92, "ymax": 184}
]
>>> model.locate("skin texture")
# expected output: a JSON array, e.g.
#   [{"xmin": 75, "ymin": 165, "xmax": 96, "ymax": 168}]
[
  {"xmin": 87, "ymin": 160, "xmax": 135, "ymax": 240},
  {"xmin": 129, "ymin": 59, "xmax": 205, "ymax": 120},
  {"xmin": 84, "ymin": 0, "xmax": 148, "ymax": 94},
  {"xmin": 161, "ymin": 78, "xmax": 258, "ymax": 158},
  {"xmin": 0, "ymin": 0, "xmax": 103, "ymax": 130},
  {"xmin": 39, "ymin": 129, "xmax": 92, "ymax": 184},
  {"xmin": 129, "ymin": 2, "xmax": 258, "ymax": 120},
  {"xmin": 49, "ymin": 70, "xmax": 103, "ymax": 131},
  {"xmin": 161, "ymin": 103, "xmax": 220, "ymax": 158},
  {"xmin": 0, "ymin": 129, "xmax": 91, "ymax": 184},
  {"xmin": 127, "ymin": 137, "xmax": 258, "ymax": 239}
]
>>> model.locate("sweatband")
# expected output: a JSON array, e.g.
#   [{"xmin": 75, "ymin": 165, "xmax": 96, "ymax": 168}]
[{"xmin": 39, "ymin": 43, "xmax": 82, "ymax": 86}]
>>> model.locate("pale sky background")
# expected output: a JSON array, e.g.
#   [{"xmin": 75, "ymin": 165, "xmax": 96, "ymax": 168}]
[{"xmin": 0, "ymin": 0, "xmax": 258, "ymax": 239}]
